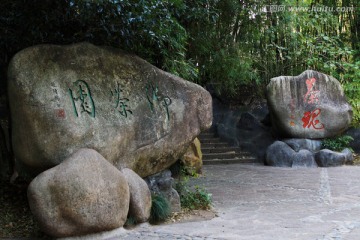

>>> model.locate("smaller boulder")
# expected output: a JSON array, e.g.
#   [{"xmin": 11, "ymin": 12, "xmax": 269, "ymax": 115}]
[
  {"xmin": 27, "ymin": 148, "xmax": 130, "ymax": 238},
  {"xmin": 180, "ymin": 138, "xmax": 203, "ymax": 174},
  {"xmin": 292, "ymin": 149, "xmax": 317, "ymax": 168},
  {"xmin": 145, "ymin": 170, "xmax": 181, "ymax": 212},
  {"xmin": 315, "ymin": 149, "xmax": 348, "ymax": 167},
  {"xmin": 284, "ymin": 139, "xmax": 322, "ymax": 153},
  {"xmin": 121, "ymin": 168, "xmax": 151, "ymax": 223},
  {"xmin": 265, "ymin": 141, "xmax": 295, "ymax": 167}
]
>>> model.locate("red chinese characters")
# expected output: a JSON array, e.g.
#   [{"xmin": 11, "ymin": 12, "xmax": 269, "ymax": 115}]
[
  {"xmin": 303, "ymin": 77, "xmax": 320, "ymax": 104},
  {"xmin": 301, "ymin": 109, "xmax": 324, "ymax": 130}
]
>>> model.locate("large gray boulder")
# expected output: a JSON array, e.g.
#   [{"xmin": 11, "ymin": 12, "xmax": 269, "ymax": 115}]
[
  {"xmin": 267, "ymin": 70, "xmax": 352, "ymax": 139},
  {"xmin": 121, "ymin": 168, "xmax": 151, "ymax": 223},
  {"xmin": 27, "ymin": 148, "xmax": 130, "ymax": 238},
  {"xmin": 8, "ymin": 43, "xmax": 212, "ymax": 177}
]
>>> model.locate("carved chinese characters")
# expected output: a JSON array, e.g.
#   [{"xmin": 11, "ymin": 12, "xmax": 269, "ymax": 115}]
[
  {"xmin": 7, "ymin": 43, "xmax": 212, "ymax": 177},
  {"xmin": 68, "ymin": 80, "xmax": 95, "ymax": 118},
  {"xmin": 145, "ymin": 82, "xmax": 172, "ymax": 120},
  {"xmin": 111, "ymin": 82, "xmax": 133, "ymax": 118},
  {"xmin": 266, "ymin": 70, "xmax": 352, "ymax": 138},
  {"xmin": 301, "ymin": 77, "xmax": 324, "ymax": 130},
  {"xmin": 66, "ymin": 80, "xmax": 172, "ymax": 121}
]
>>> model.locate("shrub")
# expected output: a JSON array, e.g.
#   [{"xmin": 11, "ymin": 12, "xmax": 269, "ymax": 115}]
[
  {"xmin": 321, "ymin": 135, "xmax": 354, "ymax": 151},
  {"xmin": 175, "ymin": 173, "xmax": 212, "ymax": 211},
  {"xmin": 149, "ymin": 194, "xmax": 171, "ymax": 224},
  {"xmin": 179, "ymin": 185, "xmax": 212, "ymax": 210}
]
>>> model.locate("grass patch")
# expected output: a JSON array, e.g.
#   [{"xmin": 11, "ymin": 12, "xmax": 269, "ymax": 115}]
[{"xmin": 149, "ymin": 194, "xmax": 171, "ymax": 224}]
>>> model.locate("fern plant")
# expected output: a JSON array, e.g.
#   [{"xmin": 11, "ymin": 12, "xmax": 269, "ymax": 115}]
[{"xmin": 321, "ymin": 135, "xmax": 354, "ymax": 152}]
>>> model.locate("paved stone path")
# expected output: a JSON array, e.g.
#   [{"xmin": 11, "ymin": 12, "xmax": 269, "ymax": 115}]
[{"xmin": 66, "ymin": 164, "xmax": 360, "ymax": 240}]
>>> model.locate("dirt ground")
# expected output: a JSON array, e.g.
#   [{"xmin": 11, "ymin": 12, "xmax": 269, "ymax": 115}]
[{"xmin": 166, "ymin": 208, "xmax": 218, "ymax": 224}]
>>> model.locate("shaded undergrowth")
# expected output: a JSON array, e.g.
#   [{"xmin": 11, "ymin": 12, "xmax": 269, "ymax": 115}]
[{"xmin": 0, "ymin": 176, "xmax": 47, "ymax": 238}]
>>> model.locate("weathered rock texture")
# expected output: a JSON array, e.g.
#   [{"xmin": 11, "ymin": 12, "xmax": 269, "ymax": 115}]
[
  {"xmin": 265, "ymin": 139, "xmax": 353, "ymax": 168},
  {"xmin": 8, "ymin": 42, "xmax": 212, "ymax": 177},
  {"xmin": 27, "ymin": 148, "xmax": 130, "ymax": 237},
  {"xmin": 145, "ymin": 169, "xmax": 181, "ymax": 212},
  {"xmin": 267, "ymin": 70, "xmax": 352, "ymax": 139},
  {"xmin": 283, "ymin": 139, "xmax": 322, "ymax": 153},
  {"xmin": 292, "ymin": 149, "xmax": 317, "ymax": 168},
  {"xmin": 265, "ymin": 140, "xmax": 317, "ymax": 168},
  {"xmin": 121, "ymin": 168, "xmax": 151, "ymax": 223},
  {"xmin": 315, "ymin": 148, "xmax": 354, "ymax": 167},
  {"xmin": 265, "ymin": 141, "xmax": 294, "ymax": 167},
  {"xmin": 180, "ymin": 137, "xmax": 203, "ymax": 174}
]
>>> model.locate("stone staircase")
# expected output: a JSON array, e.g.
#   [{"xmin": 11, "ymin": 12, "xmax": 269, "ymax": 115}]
[{"xmin": 199, "ymin": 130, "xmax": 258, "ymax": 165}]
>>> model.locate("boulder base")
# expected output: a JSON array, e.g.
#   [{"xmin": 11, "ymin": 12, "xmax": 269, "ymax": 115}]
[
  {"xmin": 121, "ymin": 168, "xmax": 151, "ymax": 223},
  {"xmin": 292, "ymin": 149, "xmax": 317, "ymax": 168},
  {"xmin": 284, "ymin": 138, "xmax": 322, "ymax": 153},
  {"xmin": 145, "ymin": 170, "xmax": 181, "ymax": 212},
  {"xmin": 315, "ymin": 148, "xmax": 353, "ymax": 167},
  {"xmin": 180, "ymin": 137, "xmax": 203, "ymax": 174},
  {"xmin": 27, "ymin": 148, "xmax": 130, "ymax": 237},
  {"xmin": 265, "ymin": 141, "xmax": 294, "ymax": 167}
]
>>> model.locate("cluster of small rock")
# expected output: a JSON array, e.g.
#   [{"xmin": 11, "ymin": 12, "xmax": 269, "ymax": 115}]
[{"xmin": 266, "ymin": 139, "xmax": 353, "ymax": 168}]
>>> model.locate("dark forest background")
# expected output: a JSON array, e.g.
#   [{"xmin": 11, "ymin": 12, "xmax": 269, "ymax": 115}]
[{"xmin": 1, "ymin": 0, "xmax": 359, "ymax": 123}]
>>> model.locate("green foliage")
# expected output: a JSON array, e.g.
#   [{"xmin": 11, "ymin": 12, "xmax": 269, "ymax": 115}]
[
  {"xmin": 124, "ymin": 215, "xmax": 137, "ymax": 228},
  {"xmin": 179, "ymin": 185, "xmax": 212, "ymax": 210},
  {"xmin": 1, "ymin": 0, "xmax": 359, "ymax": 102},
  {"xmin": 0, "ymin": 0, "xmax": 195, "ymax": 92},
  {"xmin": 175, "ymin": 175, "xmax": 212, "ymax": 210},
  {"xmin": 321, "ymin": 135, "xmax": 354, "ymax": 152},
  {"xmin": 207, "ymin": 48, "xmax": 261, "ymax": 96},
  {"xmin": 343, "ymin": 61, "xmax": 360, "ymax": 126},
  {"xmin": 149, "ymin": 193, "xmax": 171, "ymax": 224}
]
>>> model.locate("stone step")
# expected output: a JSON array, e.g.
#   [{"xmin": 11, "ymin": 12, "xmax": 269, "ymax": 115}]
[
  {"xmin": 198, "ymin": 129, "xmax": 258, "ymax": 165},
  {"xmin": 203, "ymin": 152, "xmax": 237, "ymax": 160},
  {"xmin": 203, "ymin": 157, "xmax": 258, "ymax": 165},
  {"xmin": 198, "ymin": 132, "xmax": 216, "ymax": 138},
  {"xmin": 201, "ymin": 142, "xmax": 230, "ymax": 148},
  {"xmin": 198, "ymin": 136, "xmax": 220, "ymax": 141},
  {"xmin": 200, "ymin": 138, "xmax": 222, "ymax": 144},
  {"xmin": 203, "ymin": 152, "xmax": 254, "ymax": 160},
  {"xmin": 202, "ymin": 147, "xmax": 244, "ymax": 154}
]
